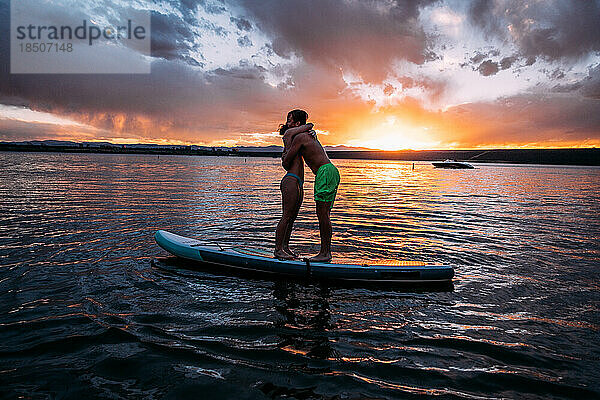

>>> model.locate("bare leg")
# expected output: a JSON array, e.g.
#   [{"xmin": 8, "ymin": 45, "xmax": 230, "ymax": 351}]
[
  {"xmin": 275, "ymin": 176, "xmax": 301, "ymax": 259},
  {"xmin": 310, "ymin": 201, "xmax": 333, "ymax": 262},
  {"xmin": 283, "ymin": 184, "xmax": 303, "ymax": 256}
]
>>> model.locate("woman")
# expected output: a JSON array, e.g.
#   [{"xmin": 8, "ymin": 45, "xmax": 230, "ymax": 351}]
[{"xmin": 274, "ymin": 109, "xmax": 315, "ymax": 259}]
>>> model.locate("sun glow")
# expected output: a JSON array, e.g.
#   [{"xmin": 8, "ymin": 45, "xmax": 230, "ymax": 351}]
[{"xmin": 346, "ymin": 116, "xmax": 441, "ymax": 150}]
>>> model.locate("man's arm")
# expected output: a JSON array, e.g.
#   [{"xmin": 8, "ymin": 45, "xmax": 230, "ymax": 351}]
[{"xmin": 282, "ymin": 133, "xmax": 309, "ymax": 170}]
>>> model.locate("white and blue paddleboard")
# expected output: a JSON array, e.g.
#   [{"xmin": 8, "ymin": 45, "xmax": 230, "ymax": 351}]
[{"xmin": 155, "ymin": 230, "xmax": 454, "ymax": 284}]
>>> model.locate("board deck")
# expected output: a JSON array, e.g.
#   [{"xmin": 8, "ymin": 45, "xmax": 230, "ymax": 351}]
[
  {"xmin": 230, "ymin": 247, "xmax": 274, "ymax": 258},
  {"xmin": 155, "ymin": 230, "xmax": 455, "ymax": 283}
]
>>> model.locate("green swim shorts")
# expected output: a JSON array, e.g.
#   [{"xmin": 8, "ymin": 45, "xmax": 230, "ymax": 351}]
[{"xmin": 314, "ymin": 163, "xmax": 340, "ymax": 203}]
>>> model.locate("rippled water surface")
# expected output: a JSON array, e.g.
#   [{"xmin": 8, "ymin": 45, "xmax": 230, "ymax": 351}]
[{"xmin": 1, "ymin": 152, "xmax": 599, "ymax": 399}]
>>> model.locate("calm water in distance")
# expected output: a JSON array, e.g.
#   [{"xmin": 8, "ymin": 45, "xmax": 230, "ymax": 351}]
[{"xmin": 1, "ymin": 152, "xmax": 599, "ymax": 399}]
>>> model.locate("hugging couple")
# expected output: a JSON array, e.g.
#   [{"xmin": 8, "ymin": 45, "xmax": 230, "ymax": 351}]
[{"xmin": 274, "ymin": 109, "xmax": 340, "ymax": 262}]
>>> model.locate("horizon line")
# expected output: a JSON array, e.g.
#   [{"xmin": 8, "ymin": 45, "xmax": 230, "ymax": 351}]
[{"xmin": 1, "ymin": 139, "xmax": 597, "ymax": 152}]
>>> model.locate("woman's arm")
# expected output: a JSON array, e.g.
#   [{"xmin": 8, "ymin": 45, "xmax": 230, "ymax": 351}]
[
  {"xmin": 283, "ymin": 123, "xmax": 313, "ymax": 142},
  {"xmin": 284, "ymin": 123, "xmax": 313, "ymax": 136}
]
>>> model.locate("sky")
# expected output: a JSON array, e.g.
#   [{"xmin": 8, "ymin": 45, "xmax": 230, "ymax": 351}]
[{"xmin": 1, "ymin": 0, "xmax": 599, "ymax": 149}]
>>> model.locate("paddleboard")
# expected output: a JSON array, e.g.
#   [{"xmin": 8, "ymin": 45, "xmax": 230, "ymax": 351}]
[{"xmin": 155, "ymin": 230, "xmax": 454, "ymax": 283}]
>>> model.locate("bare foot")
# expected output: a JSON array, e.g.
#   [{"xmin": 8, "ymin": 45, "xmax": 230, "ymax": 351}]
[
  {"xmin": 309, "ymin": 253, "xmax": 332, "ymax": 263},
  {"xmin": 283, "ymin": 248, "xmax": 297, "ymax": 258},
  {"xmin": 274, "ymin": 249, "xmax": 295, "ymax": 260}
]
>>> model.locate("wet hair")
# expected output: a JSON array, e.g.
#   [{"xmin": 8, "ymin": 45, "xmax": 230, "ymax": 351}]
[{"xmin": 279, "ymin": 109, "xmax": 308, "ymax": 135}]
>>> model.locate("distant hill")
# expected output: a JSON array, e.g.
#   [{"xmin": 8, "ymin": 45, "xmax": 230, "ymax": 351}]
[
  {"xmin": 325, "ymin": 145, "xmax": 374, "ymax": 151},
  {"xmin": 1, "ymin": 140, "xmax": 598, "ymax": 165},
  {"xmin": 234, "ymin": 144, "xmax": 373, "ymax": 152},
  {"xmin": 234, "ymin": 145, "xmax": 282, "ymax": 152},
  {"xmin": 2, "ymin": 140, "xmax": 372, "ymax": 152},
  {"xmin": 10, "ymin": 140, "xmax": 81, "ymax": 146}
]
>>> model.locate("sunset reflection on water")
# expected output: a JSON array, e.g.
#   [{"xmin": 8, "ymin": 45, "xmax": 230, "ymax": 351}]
[{"xmin": 0, "ymin": 152, "xmax": 599, "ymax": 399}]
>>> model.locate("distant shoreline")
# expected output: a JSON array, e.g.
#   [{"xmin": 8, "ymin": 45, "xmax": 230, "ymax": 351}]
[{"xmin": 0, "ymin": 143, "xmax": 598, "ymax": 166}]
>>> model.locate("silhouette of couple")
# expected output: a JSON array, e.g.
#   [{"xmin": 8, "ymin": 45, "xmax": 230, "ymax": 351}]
[{"xmin": 274, "ymin": 109, "xmax": 340, "ymax": 262}]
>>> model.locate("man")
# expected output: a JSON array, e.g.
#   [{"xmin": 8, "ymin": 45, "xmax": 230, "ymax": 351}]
[{"xmin": 282, "ymin": 124, "xmax": 340, "ymax": 262}]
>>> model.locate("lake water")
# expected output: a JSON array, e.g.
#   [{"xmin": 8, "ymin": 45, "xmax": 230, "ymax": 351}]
[{"xmin": 1, "ymin": 152, "xmax": 599, "ymax": 399}]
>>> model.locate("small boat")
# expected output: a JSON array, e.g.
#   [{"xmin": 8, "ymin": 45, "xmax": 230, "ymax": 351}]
[
  {"xmin": 432, "ymin": 159, "xmax": 474, "ymax": 169},
  {"xmin": 155, "ymin": 230, "xmax": 455, "ymax": 284}
]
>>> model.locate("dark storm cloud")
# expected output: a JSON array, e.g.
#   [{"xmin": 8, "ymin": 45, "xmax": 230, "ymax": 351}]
[
  {"xmin": 470, "ymin": 52, "xmax": 487, "ymax": 65},
  {"xmin": 151, "ymin": 1, "xmax": 249, "ymax": 61},
  {"xmin": 0, "ymin": 0, "xmax": 282, "ymax": 138},
  {"xmin": 0, "ymin": 1, "xmax": 171, "ymax": 117},
  {"xmin": 230, "ymin": 16, "xmax": 252, "ymax": 31},
  {"xmin": 550, "ymin": 65, "xmax": 600, "ymax": 98},
  {"xmin": 525, "ymin": 56, "xmax": 536, "ymax": 66},
  {"xmin": 468, "ymin": 0, "xmax": 504, "ymax": 38},
  {"xmin": 478, "ymin": 60, "xmax": 500, "ymax": 76},
  {"xmin": 551, "ymin": 82, "xmax": 583, "ymax": 94},
  {"xmin": 0, "ymin": 0, "xmax": 366, "ymax": 141},
  {"xmin": 465, "ymin": 49, "xmax": 513, "ymax": 74},
  {"xmin": 0, "ymin": 0, "xmax": 277, "ymax": 130},
  {"xmin": 151, "ymin": 12, "xmax": 200, "ymax": 62},
  {"xmin": 548, "ymin": 68, "xmax": 565, "ymax": 80},
  {"xmin": 581, "ymin": 64, "xmax": 600, "ymax": 100},
  {"xmin": 237, "ymin": 35, "xmax": 252, "ymax": 47},
  {"xmin": 200, "ymin": 1, "xmax": 227, "ymax": 14},
  {"xmin": 234, "ymin": 0, "xmax": 440, "ymax": 82},
  {"xmin": 468, "ymin": 0, "xmax": 600, "ymax": 61},
  {"xmin": 175, "ymin": 0, "xmax": 226, "ymax": 15},
  {"xmin": 499, "ymin": 56, "xmax": 517, "ymax": 70},
  {"xmin": 0, "ymin": 0, "xmax": 443, "ymax": 128}
]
